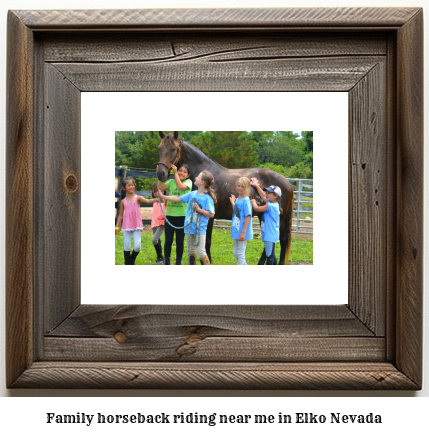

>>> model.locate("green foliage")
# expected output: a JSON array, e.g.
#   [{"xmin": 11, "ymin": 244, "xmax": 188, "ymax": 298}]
[
  {"xmin": 286, "ymin": 161, "xmax": 313, "ymax": 179},
  {"xmin": 115, "ymin": 131, "xmax": 160, "ymax": 168},
  {"xmin": 135, "ymin": 178, "xmax": 158, "ymax": 191},
  {"xmin": 115, "ymin": 147, "xmax": 128, "ymax": 167},
  {"xmin": 255, "ymin": 131, "xmax": 306, "ymax": 168},
  {"xmin": 258, "ymin": 162, "xmax": 288, "ymax": 178},
  {"xmin": 301, "ymin": 131, "xmax": 313, "ymax": 152},
  {"xmin": 192, "ymin": 131, "xmax": 258, "ymax": 168},
  {"xmin": 179, "ymin": 131, "xmax": 203, "ymax": 143}
]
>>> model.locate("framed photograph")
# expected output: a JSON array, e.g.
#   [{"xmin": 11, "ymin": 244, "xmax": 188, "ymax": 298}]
[
  {"xmin": 6, "ymin": 7, "xmax": 423, "ymax": 389},
  {"xmin": 85, "ymin": 92, "xmax": 347, "ymax": 305}
]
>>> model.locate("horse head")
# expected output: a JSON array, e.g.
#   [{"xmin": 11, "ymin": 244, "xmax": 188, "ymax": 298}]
[{"xmin": 156, "ymin": 131, "xmax": 182, "ymax": 182}]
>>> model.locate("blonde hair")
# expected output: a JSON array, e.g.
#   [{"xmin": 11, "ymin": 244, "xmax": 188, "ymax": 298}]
[
  {"xmin": 201, "ymin": 170, "xmax": 217, "ymax": 204},
  {"xmin": 236, "ymin": 177, "xmax": 251, "ymax": 197}
]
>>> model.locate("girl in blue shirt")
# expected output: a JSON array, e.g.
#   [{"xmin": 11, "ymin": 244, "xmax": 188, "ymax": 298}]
[
  {"xmin": 251, "ymin": 181, "xmax": 282, "ymax": 265},
  {"xmin": 160, "ymin": 170, "xmax": 216, "ymax": 265},
  {"xmin": 229, "ymin": 177, "xmax": 253, "ymax": 265}
]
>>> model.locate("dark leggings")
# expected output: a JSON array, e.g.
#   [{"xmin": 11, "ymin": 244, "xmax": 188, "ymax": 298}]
[
  {"xmin": 266, "ymin": 250, "xmax": 278, "ymax": 265},
  {"xmin": 164, "ymin": 215, "xmax": 185, "ymax": 261},
  {"xmin": 258, "ymin": 247, "xmax": 278, "ymax": 265}
]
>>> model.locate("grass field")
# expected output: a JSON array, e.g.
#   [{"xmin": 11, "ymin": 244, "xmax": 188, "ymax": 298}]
[{"xmin": 115, "ymin": 226, "xmax": 313, "ymax": 265}]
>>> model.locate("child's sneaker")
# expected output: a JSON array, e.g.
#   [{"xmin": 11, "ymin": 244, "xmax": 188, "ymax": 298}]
[{"xmin": 156, "ymin": 258, "xmax": 164, "ymax": 265}]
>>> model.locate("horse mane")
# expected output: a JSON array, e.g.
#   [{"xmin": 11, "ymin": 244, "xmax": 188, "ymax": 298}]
[{"xmin": 182, "ymin": 140, "xmax": 226, "ymax": 169}]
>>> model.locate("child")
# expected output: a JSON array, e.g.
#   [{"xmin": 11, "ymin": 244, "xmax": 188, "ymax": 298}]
[
  {"xmin": 160, "ymin": 170, "xmax": 216, "ymax": 265},
  {"xmin": 229, "ymin": 177, "xmax": 253, "ymax": 265},
  {"xmin": 158, "ymin": 164, "xmax": 192, "ymax": 265},
  {"xmin": 250, "ymin": 180, "xmax": 282, "ymax": 265},
  {"xmin": 151, "ymin": 182, "xmax": 167, "ymax": 265},
  {"xmin": 115, "ymin": 176, "xmax": 158, "ymax": 265}
]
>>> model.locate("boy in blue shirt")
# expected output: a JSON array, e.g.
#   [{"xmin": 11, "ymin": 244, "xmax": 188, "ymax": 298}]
[{"xmin": 250, "ymin": 182, "xmax": 282, "ymax": 265}]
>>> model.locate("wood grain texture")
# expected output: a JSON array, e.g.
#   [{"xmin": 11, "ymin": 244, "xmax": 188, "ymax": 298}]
[
  {"xmin": 44, "ymin": 305, "xmax": 380, "ymax": 362},
  {"xmin": 43, "ymin": 64, "xmax": 81, "ymax": 333},
  {"xmin": 48, "ymin": 305, "xmax": 374, "ymax": 338},
  {"xmin": 11, "ymin": 362, "xmax": 418, "ymax": 390},
  {"xmin": 5, "ymin": 11, "xmax": 34, "ymax": 388},
  {"xmin": 52, "ymin": 56, "xmax": 384, "ymax": 92},
  {"xmin": 42, "ymin": 33, "xmax": 388, "ymax": 62},
  {"xmin": 395, "ymin": 9, "xmax": 424, "ymax": 387},
  {"xmin": 44, "ymin": 337, "xmax": 385, "ymax": 362},
  {"xmin": 6, "ymin": 7, "xmax": 423, "ymax": 390},
  {"xmin": 384, "ymin": 33, "xmax": 399, "ymax": 364},
  {"xmin": 348, "ymin": 62, "xmax": 387, "ymax": 335},
  {"xmin": 14, "ymin": 8, "xmax": 421, "ymax": 29}
]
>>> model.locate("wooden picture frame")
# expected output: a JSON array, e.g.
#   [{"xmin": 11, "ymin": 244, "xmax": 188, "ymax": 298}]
[{"xmin": 6, "ymin": 7, "xmax": 423, "ymax": 389}]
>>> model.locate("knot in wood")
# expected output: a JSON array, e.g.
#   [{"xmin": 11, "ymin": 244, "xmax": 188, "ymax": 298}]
[
  {"xmin": 114, "ymin": 331, "xmax": 128, "ymax": 343},
  {"xmin": 64, "ymin": 173, "xmax": 78, "ymax": 194}
]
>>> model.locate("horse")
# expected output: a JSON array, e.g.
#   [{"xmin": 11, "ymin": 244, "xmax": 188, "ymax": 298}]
[{"xmin": 156, "ymin": 131, "xmax": 294, "ymax": 265}]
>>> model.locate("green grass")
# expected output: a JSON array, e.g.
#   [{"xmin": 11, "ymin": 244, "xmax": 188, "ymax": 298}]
[{"xmin": 115, "ymin": 227, "xmax": 313, "ymax": 265}]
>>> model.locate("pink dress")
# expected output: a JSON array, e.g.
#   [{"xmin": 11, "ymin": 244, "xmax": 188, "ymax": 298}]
[
  {"xmin": 122, "ymin": 196, "xmax": 143, "ymax": 231},
  {"xmin": 151, "ymin": 201, "xmax": 166, "ymax": 229}
]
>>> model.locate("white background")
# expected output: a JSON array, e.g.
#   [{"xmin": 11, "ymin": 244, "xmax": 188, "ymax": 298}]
[
  {"xmin": 0, "ymin": 0, "xmax": 428, "ymax": 430},
  {"xmin": 82, "ymin": 92, "xmax": 348, "ymax": 305}
]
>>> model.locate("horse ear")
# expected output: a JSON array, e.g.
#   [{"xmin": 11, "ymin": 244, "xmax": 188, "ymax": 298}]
[
  {"xmin": 159, "ymin": 131, "xmax": 165, "ymax": 139},
  {"xmin": 174, "ymin": 131, "xmax": 179, "ymax": 140}
]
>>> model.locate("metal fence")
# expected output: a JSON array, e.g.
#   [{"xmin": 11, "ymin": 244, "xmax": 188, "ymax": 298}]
[
  {"xmin": 115, "ymin": 167, "xmax": 313, "ymax": 234},
  {"xmin": 289, "ymin": 178, "xmax": 313, "ymax": 234},
  {"xmin": 213, "ymin": 178, "xmax": 313, "ymax": 235}
]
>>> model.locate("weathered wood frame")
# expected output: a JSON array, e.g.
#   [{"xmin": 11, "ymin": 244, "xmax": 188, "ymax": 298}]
[{"xmin": 6, "ymin": 8, "xmax": 423, "ymax": 389}]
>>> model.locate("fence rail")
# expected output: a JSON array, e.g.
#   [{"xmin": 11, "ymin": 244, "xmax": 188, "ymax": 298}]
[
  {"xmin": 289, "ymin": 178, "xmax": 313, "ymax": 234},
  {"xmin": 115, "ymin": 167, "xmax": 313, "ymax": 235}
]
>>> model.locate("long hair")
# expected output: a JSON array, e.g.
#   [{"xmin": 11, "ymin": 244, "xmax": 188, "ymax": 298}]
[
  {"xmin": 201, "ymin": 170, "xmax": 217, "ymax": 204},
  {"xmin": 120, "ymin": 176, "xmax": 136, "ymax": 200},
  {"xmin": 237, "ymin": 177, "xmax": 251, "ymax": 197}
]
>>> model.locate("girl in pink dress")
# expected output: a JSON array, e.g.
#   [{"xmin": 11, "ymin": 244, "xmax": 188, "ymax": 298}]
[
  {"xmin": 115, "ymin": 177, "xmax": 157, "ymax": 265},
  {"xmin": 151, "ymin": 182, "xmax": 167, "ymax": 264}
]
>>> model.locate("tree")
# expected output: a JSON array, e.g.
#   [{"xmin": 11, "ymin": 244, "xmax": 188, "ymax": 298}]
[
  {"xmin": 179, "ymin": 131, "xmax": 203, "ymax": 143},
  {"xmin": 258, "ymin": 162, "xmax": 288, "ymax": 178},
  {"xmin": 256, "ymin": 131, "xmax": 306, "ymax": 168},
  {"xmin": 286, "ymin": 161, "xmax": 312, "ymax": 179},
  {"xmin": 115, "ymin": 131, "xmax": 160, "ymax": 169},
  {"xmin": 301, "ymin": 131, "xmax": 313, "ymax": 152},
  {"xmin": 193, "ymin": 131, "xmax": 258, "ymax": 168},
  {"xmin": 127, "ymin": 133, "xmax": 160, "ymax": 169}
]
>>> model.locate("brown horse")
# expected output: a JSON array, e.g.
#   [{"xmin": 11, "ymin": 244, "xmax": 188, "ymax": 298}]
[{"xmin": 156, "ymin": 131, "xmax": 294, "ymax": 265}]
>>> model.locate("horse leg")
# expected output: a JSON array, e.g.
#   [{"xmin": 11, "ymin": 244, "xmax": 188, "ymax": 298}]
[
  {"xmin": 279, "ymin": 200, "xmax": 293, "ymax": 265},
  {"xmin": 205, "ymin": 218, "xmax": 214, "ymax": 264},
  {"xmin": 257, "ymin": 216, "xmax": 266, "ymax": 265}
]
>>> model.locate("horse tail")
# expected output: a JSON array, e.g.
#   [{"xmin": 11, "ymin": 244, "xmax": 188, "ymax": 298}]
[{"xmin": 282, "ymin": 196, "xmax": 293, "ymax": 265}]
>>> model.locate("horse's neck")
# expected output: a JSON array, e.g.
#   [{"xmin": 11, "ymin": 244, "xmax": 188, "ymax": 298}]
[{"xmin": 181, "ymin": 142, "xmax": 219, "ymax": 173}]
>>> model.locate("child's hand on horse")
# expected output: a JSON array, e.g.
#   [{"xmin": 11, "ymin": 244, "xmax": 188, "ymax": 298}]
[
  {"xmin": 171, "ymin": 164, "xmax": 177, "ymax": 173},
  {"xmin": 250, "ymin": 178, "xmax": 259, "ymax": 186},
  {"xmin": 229, "ymin": 194, "xmax": 236, "ymax": 205}
]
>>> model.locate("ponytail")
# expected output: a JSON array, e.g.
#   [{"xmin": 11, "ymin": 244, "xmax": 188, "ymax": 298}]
[
  {"xmin": 208, "ymin": 187, "xmax": 217, "ymax": 204},
  {"xmin": 201, "ymin": 170, "xmax": 217, "ymax": 204}
]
